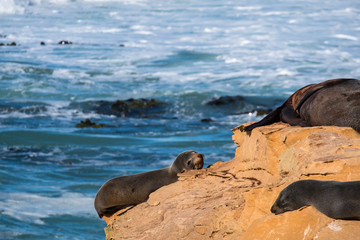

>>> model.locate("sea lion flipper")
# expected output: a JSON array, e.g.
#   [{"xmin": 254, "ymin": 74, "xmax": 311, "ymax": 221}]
[
  {"xmin": 243, "ymin": 94, "xmax": 308, "ymax": 132},
  {"xmin": 243, "ymin": 105, "xmax": 283, "ymax": 132},
  {"xmin": 100, "ymin": 205, "xmax": 134, "ymax": 218}
]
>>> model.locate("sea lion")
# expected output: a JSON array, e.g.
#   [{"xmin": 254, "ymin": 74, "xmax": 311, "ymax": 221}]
[
  {"xmin": 94, "ymin": 150, "xmax": 204, "ymax": 218},
  {"xmin": 243, "ymin": 78, "xmax": 360, "ymax": 132},
  {"xmin": 271, "ymin": 180, "xmax": 360, "ymax": 220}
]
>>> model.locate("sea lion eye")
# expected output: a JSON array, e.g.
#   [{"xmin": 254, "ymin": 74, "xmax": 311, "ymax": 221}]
[{"xmin": 187, "ymin": 160, "xmax": 192, "ymax": 166}]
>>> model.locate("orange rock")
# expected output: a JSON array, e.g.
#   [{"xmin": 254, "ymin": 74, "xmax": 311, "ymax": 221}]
[{"xmin": 103, "ymin": 123, "xmax": 360, "ymax": 240}]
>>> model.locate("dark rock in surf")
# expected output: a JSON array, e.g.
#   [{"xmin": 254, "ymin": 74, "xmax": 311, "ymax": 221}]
[
  {"xmin": 70, "ymin": 98, "xmax": 165, "ymax": 118},
  {"xmin": 110, "ymin": 98, "xmax": 164, "ymax": 117},
  {"xmin": 201, "ymin": 118, "xmax": 213, "ymax": 123},
  {"xmin": 254, "ymin": 108, "xmax": 272, "ymax": 116},
  {"xmin": 0, "ymin": 42, "xmax": 17, "ymax": 46},
  {"xmin": 207, "ymin": 95, "xmax": 244, "ymax": 106},
  {"xmin": 58, "ymin": 40, "xmax": 72, "ymax": 45},
  {"xmin": 76, "ymin": 118, "xmax": 106, "ymax": 128},
  {"xmin": 206, "ymin": 95, "xmax": 272, "ymax": 117}
]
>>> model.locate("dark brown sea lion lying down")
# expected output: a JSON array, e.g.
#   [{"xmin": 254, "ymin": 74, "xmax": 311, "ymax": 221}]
[
  {"xmin": 271, "ymin": 180, "xmax": 360, "ymax": 220},
  {"xmin": 243, "ymin": 78, "xmax": 360, "ymax": 132}
]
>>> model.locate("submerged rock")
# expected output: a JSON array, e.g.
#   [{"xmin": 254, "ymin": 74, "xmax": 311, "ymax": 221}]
[
  {"xmin": 69, "ymin": 98, "xmax": 166, "ymax": 118},
  {"xmin": 76, "ymin": 118, "xmax": 105, "ymax": 128},
  {"xmin": 110, "ymin": 98, "xmax": 164, "ymax": 117},
  {"xmin": 206, "ymin": 95, "xmax": 272, "ymax": 118},
  {"xmin": 201, "ymin": 118, "xmax": 213, "ymax": 123},
  {"xmin": 206, "ymin": 95, "xmax": 244, "ymax": 106},
  {"xmin": 72, "ymin": 98, "xmax": 166, "ymax": 118},
  {"xmin": 253, "ymin": 108, "xmax": 272, "ymax": 116},
  {"xmin": 0, "ymin": 42, "xmax": 17, "ymax": 46}
]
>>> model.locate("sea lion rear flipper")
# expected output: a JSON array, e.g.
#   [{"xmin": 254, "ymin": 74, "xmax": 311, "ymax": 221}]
[
  {"xmin": 243, "ymin": 97, "xmax": 308, "ymax": 132},
  {"xmin": 243, "ymin": 105, "xmax": 283, "ymax": 132}
]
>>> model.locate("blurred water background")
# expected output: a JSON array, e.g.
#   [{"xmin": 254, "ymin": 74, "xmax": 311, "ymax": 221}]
[{"xmin": 0, "ymin": 0, "xmax": 359, "ymax": 239}]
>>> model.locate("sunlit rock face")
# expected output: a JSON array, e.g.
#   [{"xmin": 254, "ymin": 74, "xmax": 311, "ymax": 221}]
[{"xmin": 103, "ymin": 123, "xmax": 360, "ymax": 240}]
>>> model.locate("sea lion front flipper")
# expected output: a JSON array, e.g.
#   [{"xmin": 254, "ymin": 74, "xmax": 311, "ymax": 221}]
[{"xmin": 100, "ymin": 204, "xmax": 135, "ymax": 218}]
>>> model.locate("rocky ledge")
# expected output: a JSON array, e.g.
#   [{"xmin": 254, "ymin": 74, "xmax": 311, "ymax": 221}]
[{"xmin": 103, "ymin": 123, "xmax": 360, "ymax": 240}]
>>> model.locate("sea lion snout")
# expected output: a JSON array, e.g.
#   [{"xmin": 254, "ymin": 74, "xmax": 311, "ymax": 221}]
[
  {"xmin": 270, "ymin": 200, "xmax": 289, "ymax": 215},
  {"xmin": 270, "ymin": 203, "xmax": 280, "ymax": 215},
  {"xmin": 193, "ymin": 152, "xmax": 204, "ymax": 169}
]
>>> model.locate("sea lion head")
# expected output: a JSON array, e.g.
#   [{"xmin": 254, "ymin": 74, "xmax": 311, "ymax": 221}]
[
  {"xmin": 171, "ymin": 150, "xmax": 204, "ymax": 173},
  {"xmin": 271, "ymin": 181, "xmax": 310, "ymax": 215}
]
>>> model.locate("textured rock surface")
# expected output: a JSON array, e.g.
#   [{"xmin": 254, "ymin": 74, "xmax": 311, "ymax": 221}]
[{"xmin": 103, "ymin": 122, "xmax": 360, "ymax": 240}]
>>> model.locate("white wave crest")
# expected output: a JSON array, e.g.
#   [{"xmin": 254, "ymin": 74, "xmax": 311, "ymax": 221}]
[
  {"xmin": 0, "ymin": 192, "xmax": 95, "ymax": 224},
  {"xmin": 332, "ymin": 34, "xmax": 358, "ymax": 41},
  {"xmin": 0, "ymin": 0, "xmax": 25, "ymax": 14},
  {"xmin": 234, "ymin": 6, "xmax": 262, "ymax": 11}
]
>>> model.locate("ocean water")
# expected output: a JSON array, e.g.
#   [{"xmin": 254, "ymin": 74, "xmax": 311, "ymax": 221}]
[{"xmin": 0, "ymin": 0, "xmax": 359, "ymax": 239}]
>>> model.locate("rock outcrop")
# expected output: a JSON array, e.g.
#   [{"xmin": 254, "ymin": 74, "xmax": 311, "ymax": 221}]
[
  {"xmin": 76, "ymin": 118, "xmax": 107, "ymax": 128},
  {"xmin": 70, "ymin": 98, "xmax": 165, "ymax": 118},
  {"xmin": 102, "ymin": 123, "xmax": 360, "ymax": 240}
]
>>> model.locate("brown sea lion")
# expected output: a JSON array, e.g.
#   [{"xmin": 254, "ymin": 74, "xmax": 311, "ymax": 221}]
[
  {"xmin": 243, "ymin": 78, "xmax": 360, "ymax": 132},
  {"xmin": 271, "ymin": 180, "xmax": 360, "ymax": 220},
  {"xmin": 94, "ymin": 150, "xmax": 204, "ymax": 218}
]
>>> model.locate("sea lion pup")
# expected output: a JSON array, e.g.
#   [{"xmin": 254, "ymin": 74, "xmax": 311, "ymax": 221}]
[
  {"xmin": 271, "ymin": 180, "xmax": 360, "ymax": 220},
  {"xmin": 94, "ymin": 150, "xmax": 204, "ymax": 218},
  {"xmin": 243, "ymin": 78, "xmax": 360, "ymax": 132}
]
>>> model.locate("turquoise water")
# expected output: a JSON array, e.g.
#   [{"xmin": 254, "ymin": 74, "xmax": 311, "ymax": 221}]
[{"xmin": 0, "ymin": 0, "xmax": 359, "ymax": 239}]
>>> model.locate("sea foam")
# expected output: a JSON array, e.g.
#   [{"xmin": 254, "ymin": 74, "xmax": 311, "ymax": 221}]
[
  {"xmin": 0, "ymin": 0, "xmax": 25, "ymax": 14},
  {"xmin": 0, "ymin": 192, "xmax": 95, "ymax": 224}
]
